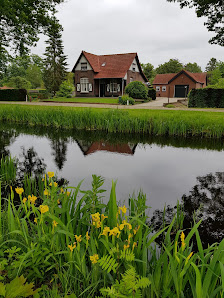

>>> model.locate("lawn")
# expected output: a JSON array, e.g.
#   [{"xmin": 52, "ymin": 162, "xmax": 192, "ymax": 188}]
[{"xmin": 41, "ymin": 97, "xmax": 119, "ymax": 104}]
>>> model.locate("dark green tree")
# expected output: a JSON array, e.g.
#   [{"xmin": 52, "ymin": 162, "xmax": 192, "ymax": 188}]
[
  {"xmin": 156, "ymin": 59, "xmax": 183, "ymax": 74},
  {"xmin": 205, "ymin": 58, "xmax": 218, "ymax": 72},
  {"xmin": 43, "ymin": 19, "xmax": 68, "ymax": 94},
  {"xmin": 167, "ymin": 0, "xmax": 224, "ymax": 46},
  {"xmin": 141, "ymin": 63, "xmax": 156, "ymax": 83},
  {"xmin": 184, "ymin": 62, "xmax": 202, "ymax": 73}
]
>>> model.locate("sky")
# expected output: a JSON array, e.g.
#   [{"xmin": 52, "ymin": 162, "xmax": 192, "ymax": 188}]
[{"xmin": 32, "ymin": 0, "xmax": 224, "ymax": 71}]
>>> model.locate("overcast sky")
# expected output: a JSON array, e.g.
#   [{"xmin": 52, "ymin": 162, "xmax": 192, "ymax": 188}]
[{"xmin": 33, "ymin": 0, "xmax": 223, "ymax": 71}]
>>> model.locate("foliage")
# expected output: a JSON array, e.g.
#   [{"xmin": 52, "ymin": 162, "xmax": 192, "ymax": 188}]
[
  {"xmin": 6, "ymin": 76, "xmax": 31, "ymax": 90},
  {"xmin": 0, "ymin": 89, "xmax": 27, "ymax": 101},
  {"xmin": 206, "ymin": 58, "xmax": 218, "ymax": 72},
  {"xmin": 43, "ymin": 18, "xmax": 68, "ymax": 95},
  {"xmin": 188, "ymin": 88, "xmax": 224, "ymax": 108},
  {"xmin": 118, "ymin": 95, "xmax": 135, "ymax": 105},
  {"xmin": 147, "ymin": 86, "xmax": 156, "ymax": 100},
  {"xmin": 141, "ymin": 63, "xmax": 156, "ymax": 83},
  {"xmin": 56, "ymin": 81, "xmax": 74, "ymax": 98},
  {"xmin": 156, "ymin": 59, "xmax": 183, "ymax": 74},
  {"xmin": 207, "ymin": 78, "xmax": 224, "ymax": 89},
  {"xmin": 25, "ymin": 65, "xmax": 43, "ymax": 89},
  {"xmin": 167, "ymin": 0, "xmax": 224, "ymax": 46},
  {"xmin": 125, "ymin": 81, "xmax": 148, "ymax": 99},
  {"xmin": 184, "ymin": 62, "xmax": 202, "ymax": 73}
]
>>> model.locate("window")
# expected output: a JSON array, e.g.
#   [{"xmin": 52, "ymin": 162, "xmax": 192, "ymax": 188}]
[
  {"xmin": 162, "ymin": 86, "xmax": 166, "ymax": 92},
  {"xmin": 130, "ymin": 77, "xmax": 133, "ymax": 82},
  {"xmin": 156, "ymin": 86, "xmax": 160, "ymax": 92},
  {"xmin": 132, "ymin": 63, "xmax": 136, "ymax": 72},
  {"xmin": 80, "ymin": 78, "xmax": 89, "ymax": 93},
  {"xmin": 110, "ymin": 82, "xmax": 117, "ymax": 93},
  {"xmin": 81, "ymin": 62, "xmax": 87, "ymax": 71}
]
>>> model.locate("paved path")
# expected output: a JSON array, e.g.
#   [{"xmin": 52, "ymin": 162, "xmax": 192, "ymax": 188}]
[{"xmin": 1, "ymin": 98, "xmax": 224, "ymax": 112}]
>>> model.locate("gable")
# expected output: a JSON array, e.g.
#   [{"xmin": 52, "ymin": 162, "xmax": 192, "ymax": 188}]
[
  {"xmin": 129, "ymin": 58, "xmax": 140, "ymax": 72},
  {"xmin": 74, "ymin": 54, "xmax": 93, "ymax": 71}
]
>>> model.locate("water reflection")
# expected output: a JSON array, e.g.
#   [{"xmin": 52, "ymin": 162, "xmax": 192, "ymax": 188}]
[
  {"xmin": 151, "ymin": 172, "xmax": 224, "ymax": 246},
  {"xmin": 50, "ymin": 138, "xmax": 69, "ymax": 170}
]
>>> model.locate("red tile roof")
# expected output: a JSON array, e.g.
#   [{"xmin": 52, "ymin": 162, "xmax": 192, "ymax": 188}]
[
  {"xmin": 79, "ymin": 51, "xmax": 147, "ymax": 80},
  {"xmin": 0, "ymin": 86, "xmax": 14, "ymax": 89},
  {"xmin": 153, "ymin": 70, "xmax": 207, "ymax": 85}
]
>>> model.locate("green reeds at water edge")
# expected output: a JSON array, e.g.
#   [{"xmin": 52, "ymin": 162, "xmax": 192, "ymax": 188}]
[
  {"xmin": 0, "ymin": 104, "xmax": 224, "ymax": 138},
  {"xmin": 0, "ymin": 162, "xmax": 224, "ymax": 296}
]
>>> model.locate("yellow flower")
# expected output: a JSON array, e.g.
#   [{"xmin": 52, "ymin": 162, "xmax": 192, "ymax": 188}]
[
  {"xmin": 44, "ymin": 189, "xmax": 49, "ymax": 196},
  {"xmin": 90, "ymin": 254, "xmax": 99, "ymax": 264},
  {"xmin": 119, "ymin": 220, "xmax": 132, "ymax": 231},
  {"xmin": 132, "ymin": 242, "xmax": 137, "ymax": 250},
  {"xmin": 53, "ymin": 220, "xmax": 58, "ymax": 227},
  {"xmin": 47, "ymin": 172, "xmax": 54, "ymax": 178},
  {"xmin": 66, "ymin": 191, "xmax": 70, "ymax": 196},
  {"xmin": 15, "ymin": 187, "xmax": 24, "ymax": 195},
  {"xmin": 124, "ymin": 244, "xmax": 130, "ymax": 250},
  {"xmin": 101, "ymin": 214, "xmax": 108, "ymax": 221},
  {"xmin": 22, "ymin": 197, "xmax": 27, "ymax": 204},
  {"xmin": 133, "ymin": 225, "xmax": 140, "ymax": 235},
  {"xmin": 34, "ymin": 218, "xmax": 37, "ymax": 224},
  {"xmin": 42, "ymin": 178, "xmax": 44, "ymax": 182},
  {"xmin": 75, "ymin": 235, "xmax": 82, "ymax": 243},
  {"xmin": 49, "ymin": 182, "xmax": 52, "ymax": 187},
  {"xmin": 40, "ymin": 205, "xmax": 49, "ymax": 214},
  {"xmin": 28, "ymin": 194, "xmax": 37, "ymax": 204},
  {"xmin": 86, "ymin": 231, "xmax": 90, "ymax": 241},
  {"xmin": 101, "ymin": 226, "xmax": 111, "ymax": 236},
  {"xmin": 57, "ymin": 199, "xmax": 60, "ymax": 204},
  {"xmin": 54, "ymin": 182, "xmax": 58, "ymax": 187},
  {"xmin": 119, "ymin": 205, "xmax": 127, "ymax": 214},
  {"xmin": 128, "ymin": 234, "xmax": 133, "ymax": 241},
  {"xmin": 68, "ymin": 243, "xmax": 76, "ymax": 252},
  {"xmin": 60, "ymin": 188, "xmax": 64, "ymax": 193},
  {"xmin": 185, "ymin": 252, "xmax": 194, "ymax": 265},
  {"xmin": 109, "ymin": 227, "xmax": 120, "ymax": 237},
  {"xmin": 92, "ymin": 212, "xmax": 100, "ymax": 222},
  {"xmin": 181, "ymin": 232, "xmax": 186, "ymax": 250}
]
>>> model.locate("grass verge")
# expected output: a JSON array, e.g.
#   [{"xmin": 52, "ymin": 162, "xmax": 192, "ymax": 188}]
[
  {"xmin": 0, "ymin": 104, "xmax": 224, "ymax": 138},
  {"xmin": 42, "ymin": 97, "xmax": 119, "ymax": 104}
]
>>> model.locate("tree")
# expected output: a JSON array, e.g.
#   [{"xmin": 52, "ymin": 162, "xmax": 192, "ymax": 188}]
[
  {"xmin": 26, "ymin": 65, "xmax": 43, "ymax": 89},
  {"xmin": 208, "ymin": 68, "xmax": 222, "ymax": 85},
  {"xmin": 184, "ymin": 62, "xmax": 202, "ymax": 73},
  {"xmin": 205, "ymin": 58, "xmax": 218, "ymax": 72},
  {"xmin": 167, "ymin": 0, "xmax": 224, "ymax": 46},
  {"xmin": 141, "ymin": 63, "xmax": 156, "ymax": 83},
  {"xmin": 6, "ymin": 76, "xmax": 31, "ymax": 89},
  {"xmin": 156, "ymin": 59, "xmax": 183, "ymax": 74},
  {"xmin": 43, "ymin": 19, "xmax": 68, "ymax": 94}
]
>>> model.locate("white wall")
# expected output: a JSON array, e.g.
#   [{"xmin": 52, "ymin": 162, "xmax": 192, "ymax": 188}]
[
  {"xmin": 75, "ymin": 55, "xmax": 93, "ymax": 71},
  {"xmin": 129, "ymin": 58, "xmax": 139, "ymax": 72}
]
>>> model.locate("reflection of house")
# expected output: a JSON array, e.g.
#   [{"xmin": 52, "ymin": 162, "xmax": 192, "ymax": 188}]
[
  {"xmin": 153, "ymin": 70, "xmax": 207, "ymax": 98},
  {"xmin": 76, "ymin": 140, "xmax": 137, "ymax": 156},
  {"xmin": 72, "ymin": 51, "xmax": 148, "ymax": 97}
]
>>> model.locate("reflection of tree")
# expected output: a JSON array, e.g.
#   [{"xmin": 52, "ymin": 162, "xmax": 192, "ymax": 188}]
[
  {"xmin": 18, "ymin": 147, "xmax": 46, "ymax": 179},
  {"xmin": 50, "ymin": 138, "xmax": 69, "ymax": 170},
  {"xmin": 151, "ymin": 172, "xmax": 224, "ymax": 246},
  {"xmin": 0, "ymin": 130, "xmax": 17, "ymax": 158}
]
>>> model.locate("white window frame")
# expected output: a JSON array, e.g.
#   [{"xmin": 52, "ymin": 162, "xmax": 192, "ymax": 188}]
[
  {"xmin": 80, "ymin": 78, "xmax": 89, "ymax": 93},
  {"xmin": 110, "ymin": 82, "xmax": 117, "ymax": 93},
  {"xmin": 162, "ymin": 86, "xmax": 166, "ymax": 92},
  {"xmin": 156, "ymin": 86, "xmax": 160, "ymax": 92},
  {"xmin": 130, "ymin": 77, "xmax": 133, "ymax": 82},
  {"xmin": 81, "ymin": 62, "xmax": 87, "ymax": 71}
]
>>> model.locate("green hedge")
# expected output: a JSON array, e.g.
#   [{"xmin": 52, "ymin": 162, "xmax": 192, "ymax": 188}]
[
  {"xmin": 188, "ymin": 88, "xmax": 224, "ymax": 108},
  {"xmin": 0, "ymin": 89, "xmax": 27, "ymax": 101},
  {"xmin": 125, "ymin": 81, "xmax": 148, "ymax": 99},
  {"xmin": 148, "ymin": 87, "xmax": 156, "ymax": 100}
]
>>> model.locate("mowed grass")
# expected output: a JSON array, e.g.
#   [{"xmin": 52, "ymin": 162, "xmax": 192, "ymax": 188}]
[
  {"xmin": 0, "ymin": 104, "xmax": 224, "ymax": 138},
  {"xmin": 42, "ymin": 97, "xmax": 119, "ymax": 104}
]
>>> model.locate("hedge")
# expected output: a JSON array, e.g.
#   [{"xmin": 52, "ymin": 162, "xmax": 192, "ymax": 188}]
[
  {"xmin": 125, "ymin": 81, "xmax": 148, "ymax": 99},
  {"xmin": 148, "ymin": 87, "xmax": 156, "ymax": 100},
  {"xmin": 0, "ymin": 89, "xmax": 27, "ymax": 101},
  {"xmin": 188, "ymin": 88, "xmax": 224, "ymax": 108}
]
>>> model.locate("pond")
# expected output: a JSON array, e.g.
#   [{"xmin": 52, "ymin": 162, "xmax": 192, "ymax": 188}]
[{"xmin": 1, "ymin": 122, "xmax": 224, "ymax": 245}]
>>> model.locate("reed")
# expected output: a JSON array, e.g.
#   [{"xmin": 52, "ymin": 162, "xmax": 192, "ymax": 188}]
[{"xmin": 0, "ymin": 104, "xmax": 224, "ymax": 138}]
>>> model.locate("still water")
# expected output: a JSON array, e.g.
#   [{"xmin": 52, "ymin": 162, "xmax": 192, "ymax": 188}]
[{"xmin": 1, "ymin": 123, "xmax": 224, "ymax": 244}]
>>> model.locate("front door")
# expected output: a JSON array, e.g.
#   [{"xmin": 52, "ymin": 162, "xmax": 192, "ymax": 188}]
[{"xmin": 100, "ymin": 84, "xmax": 105, "ymax": 97}]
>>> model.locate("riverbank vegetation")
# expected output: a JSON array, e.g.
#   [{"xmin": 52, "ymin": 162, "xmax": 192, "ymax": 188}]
[
  {"xmin": 0, "ymin": 156, "xmax": 224, "ymax": 297},
  {"xmin": 0, "ymin": 104, "xmax": 224, "ymax": 138}
]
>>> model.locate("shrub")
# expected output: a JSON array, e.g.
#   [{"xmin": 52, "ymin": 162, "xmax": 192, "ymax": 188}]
[
  {"xmin": 125, "ymin": 81, "xmax": 148, "ymax": 99},
  {"xmin": 56, "ymin": 81, "xmax": 74, "ymax": 98},
  {"xmin": 148, "ymin": 86, "xmax": 156, "ymax": 100},
  {"xmin": 188, "ymin": 88, "xmax": 224, "ymax": 108},
  {"xmin": 118, "ymin": 94, "xmax": 135, "ymax": 105},
  {"xmin": 0, "ymin": 89, "xmax": 27, "ymax": 101},
  {"xmin": 6, "ymin": 76, "xmax": 32, "ymax": 90}
]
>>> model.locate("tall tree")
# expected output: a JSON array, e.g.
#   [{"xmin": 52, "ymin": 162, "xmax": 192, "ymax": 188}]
[
  {"xmin": 141, "ymin": 63, "xmax": 156, "ymax": 83},
  {"xmin": 43, "ymin": 19, "xmax": 68, "ymax": 94},
  {"xmin": 156, "ymin": 59, "xmax": 183, "ymax": 74},
  {"xmin": 184, "ymin": 62, "xmax": 202, "ymax": 73},
  {"xmin": 205, "ymin": 58, "xmax": 218, "ymax": 72},
  {"xmin": 167, "ymin": 0, "xmax": 224, "ymax": 46}
]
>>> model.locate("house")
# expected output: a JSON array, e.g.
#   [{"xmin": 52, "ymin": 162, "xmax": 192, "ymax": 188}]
[
  {"xmin": 153, "ymin": 70, "xmax": 207, "ymax": 98},
  {"xmin": 0, "ymin": 86, "xmax": 14, "ymax": 90},
  {"xmin": 72, "ymin": 51, "xmax": 148, "ymax": 97}
]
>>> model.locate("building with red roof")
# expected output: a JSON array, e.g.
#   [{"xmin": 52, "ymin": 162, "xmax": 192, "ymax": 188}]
[
  {"xmin": 153, "ymin": 70, "xmax": 207, "ymax": 98},
  {"xmin": 72, "ymin": 51, "xmax": 148, "ymax": 97}
]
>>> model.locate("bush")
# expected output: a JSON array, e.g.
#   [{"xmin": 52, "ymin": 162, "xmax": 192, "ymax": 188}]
[
  {"xmin": 188, "ymin": 88, "xmax": 224, "ymax": 108},
  {"xmin": 118, "ymin": 94, "xmax": 135, "ymax": 105},
  {"xmin": 0, "ymin": 89, "xmax": 27, "ymax": 101},
  {"xmin": 125, "ymin": 81, "xmax": 148, "ymax": 99},
  {"xmin": 28, "ymin": 89, "xmax": 49, "ymax": 101},
  {"xmin": 148, "ymin": 86, "xmax": 156, "ymax": 100},
  {"xmin": 6, "ymin": 76, "xmax": 32, "ymax": 90},
  {"xmin": 56, "ymin": 81, "xmax": 74, "ymax": 98}
]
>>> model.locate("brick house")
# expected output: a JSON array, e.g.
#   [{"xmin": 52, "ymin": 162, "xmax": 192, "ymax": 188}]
[
  {"xmin": 153, "ymin": 70, "xmax": 207, "ymax": 98},
  {"xmin": 72, "ymin": 51, "xmax": 148, "ymax": 97}
]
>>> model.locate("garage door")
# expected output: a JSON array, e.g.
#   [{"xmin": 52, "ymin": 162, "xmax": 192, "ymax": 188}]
[{"xmin": 175, "ymin": 85, "xmax": 189, "ymax": 98}]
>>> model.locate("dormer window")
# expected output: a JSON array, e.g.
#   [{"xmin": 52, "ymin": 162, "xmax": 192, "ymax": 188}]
[{"xmin": 81, "ymin": 62, "xmax": 87, "ymax": 71}]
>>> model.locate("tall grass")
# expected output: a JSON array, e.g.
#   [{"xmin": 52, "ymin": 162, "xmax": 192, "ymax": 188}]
[
  {"xmin": 0, "ymin": 163, "xmax": 224, "ymax": 297},
  {"xmin": 0, "ymin": 104, "xmax": 224, "ymax": 138}
]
